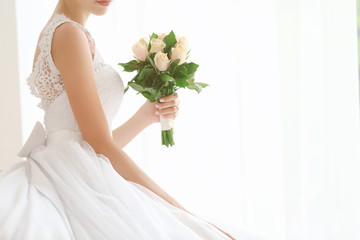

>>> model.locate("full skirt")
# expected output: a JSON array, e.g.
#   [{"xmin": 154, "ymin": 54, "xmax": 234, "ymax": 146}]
[{"xmin": 0, "ymin": 123, "xmax": 269, "ymax": 240}]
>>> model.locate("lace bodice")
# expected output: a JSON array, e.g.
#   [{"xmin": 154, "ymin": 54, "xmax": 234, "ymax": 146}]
[{"xmin": 26, "ymin": 13, "xmax": 124, "ymax": 135}]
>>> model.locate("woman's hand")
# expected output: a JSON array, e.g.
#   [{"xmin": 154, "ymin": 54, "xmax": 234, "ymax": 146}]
[{"xmin": 139, "ymin": 92, "xmax": 180, "ymax": 125}]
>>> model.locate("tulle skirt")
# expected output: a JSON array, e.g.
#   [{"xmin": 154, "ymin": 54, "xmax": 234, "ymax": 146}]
[{"xmin": 0, "ymin": 122, "xmax": 269, "ymax": 240}]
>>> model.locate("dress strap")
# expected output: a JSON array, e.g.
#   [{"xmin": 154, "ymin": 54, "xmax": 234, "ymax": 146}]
[{"xmin": 37, "ymin": 12, "xmax": 95, "ymax": 76}]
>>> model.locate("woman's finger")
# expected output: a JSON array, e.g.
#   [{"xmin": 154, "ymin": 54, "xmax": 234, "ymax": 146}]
[
  {"xmin": 158, "ymin": 92, "xmax": 179, "ymax": 103},
  {"xmin": 155, "ymin": 99, "xmax": 180, "ymax": 110},
  {"xmin": 156, "ymin": 106, "xmax": 179, "ymax": 116},
  {"xmin": 161, "ymin": 112, "xmax": 179, "ymax": 120}
]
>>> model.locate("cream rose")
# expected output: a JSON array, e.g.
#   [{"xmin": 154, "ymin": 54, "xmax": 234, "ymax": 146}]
[
  {"xmin": 138, "ymin": 37, "xmax": 149, "ymax": 49},
  {"xmin": 157, "ymin": 32, "xmax": 167, "ymax": 40},
  {"xmin": 150, "ymin": 38, "xmax": 166, "ymax": 53},
  {"xmin": 154, "ymin": 52, "xmax": 170, "ymax": 71},
  {"xmin": 132, "ymin": 37, "xmax": 150, "ymax": 62},
  {"xmin": 171, "ymin": 44, "xmax": 187, "ymax": 65},
  {"xmin": 175, "ymin": 36, "xmax": 189, "ymax": 50}
]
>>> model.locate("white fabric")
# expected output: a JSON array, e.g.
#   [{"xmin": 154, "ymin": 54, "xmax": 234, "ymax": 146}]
[
  {"xmin": 0, "ymin": 13, "xmax": 269, "ymax": 239},
  {"xmin": 160, "ymin": 115, "xmax": 175, "ymax": 131}
]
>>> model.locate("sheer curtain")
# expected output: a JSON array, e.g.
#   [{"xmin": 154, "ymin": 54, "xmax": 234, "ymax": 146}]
[
  {"xmin": 15, "ymin": 0, "xmax": 360, "ymax": 239},
  {"xmin": 276, "ymin": 0, "xmax": 360, "ymax": 239}
]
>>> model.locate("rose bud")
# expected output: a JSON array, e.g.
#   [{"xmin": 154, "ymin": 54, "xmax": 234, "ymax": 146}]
[
  {"xmin": 132, "ymin": 37, "xmax": 150, "ymax": 62},
  {"xmin": 175, "ymin": 36, "xmax": 189, "ymax": 50},
  {"xmin": 171, "ymin": 44, "xmax": 187, "ymax": 65},
  {"xmin": 150, "ymin": 38, "xmax": 166, "ymax": 53},
  {"xmin": 154, "ymin": 52, "xmax": 171, "ymax": 71}
]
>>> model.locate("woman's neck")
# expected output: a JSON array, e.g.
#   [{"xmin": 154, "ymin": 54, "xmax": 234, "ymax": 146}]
[{"xmin": 53, "ymin": 0, "xmax": 90, "ymax": 27}]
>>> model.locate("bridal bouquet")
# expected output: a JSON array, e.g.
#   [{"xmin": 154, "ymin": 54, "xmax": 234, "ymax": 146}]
[{"xmin": 118, "ymin": 31, "xmax": 208, "ymax": 147}]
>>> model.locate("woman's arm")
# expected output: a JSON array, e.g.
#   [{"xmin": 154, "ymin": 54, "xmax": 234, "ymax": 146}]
[
  {"xmin": 111, "ymin": 106, "xmax": 152, "ymax": 149},
  {"xmin": 112, "ymin": 96, "xmax": 180, "ymax": 149},
  {"xmin": 52, "ymin": 22, "xmax": 185, "ymax": 210}
]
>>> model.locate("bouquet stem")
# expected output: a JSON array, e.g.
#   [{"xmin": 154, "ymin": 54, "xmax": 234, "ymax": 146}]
[
  {"xmin": 161, "ymin": 129, "xmax": 174, "ymax": 147},
  {"xmin": 160, "ymin": 115, "xmax": 175, "ymax": 147}
]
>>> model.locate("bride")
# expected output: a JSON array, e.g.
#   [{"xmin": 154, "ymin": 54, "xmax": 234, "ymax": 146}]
[{"xmin": 0, "ymin": 0, "xmax": 269, "ymax": 239}]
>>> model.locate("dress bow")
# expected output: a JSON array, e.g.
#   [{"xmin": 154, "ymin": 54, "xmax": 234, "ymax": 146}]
[
  {"xmin": 15, "ymin": 121, "xmax": 76, "ymax": 238},
  {"xmin": 17, "ymin": 121, "xmax": 46, "ymax": 158}
]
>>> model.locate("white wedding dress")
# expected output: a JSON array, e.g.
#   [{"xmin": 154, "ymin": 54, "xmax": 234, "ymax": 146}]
[{"xmin": 0, "ymin": 13, "xmax": 270, "ymax": 240}]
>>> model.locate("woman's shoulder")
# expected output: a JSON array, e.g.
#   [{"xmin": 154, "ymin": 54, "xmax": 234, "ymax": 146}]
[
  {"xmin": 51, "ymin": 21, "xmax": 94, "ymax": 70},
  {"xmin": 53, "ymin": 21, "xmax": 89, "ymax": 46},
  {"xmin": 34, "ymin": 14, "xmax": 93, "ymax": 55}
]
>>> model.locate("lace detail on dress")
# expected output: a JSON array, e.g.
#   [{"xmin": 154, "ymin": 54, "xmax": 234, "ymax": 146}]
[{"xmin": 26, "ymin": 13, "xmax": 106, "ymax": 111}]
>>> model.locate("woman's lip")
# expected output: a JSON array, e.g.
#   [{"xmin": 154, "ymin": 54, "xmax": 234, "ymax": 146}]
[{"xmin": 97, "ymin": 1, "xmax": 111, "ymax": 6}]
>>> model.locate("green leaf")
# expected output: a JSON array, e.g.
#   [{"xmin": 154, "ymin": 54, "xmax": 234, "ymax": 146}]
[
  {"xmin": 161, "ymin": 74, "xmax": 175, "ymax": 82},
  {"xmin": 124, "ymin": 85, "xmax": 129, "ymax": 93},
  {"xmin": 149, "ymin": 94, "xmax": 156, "ymax": 102},
  {"xmin": 118, "ymin": 60, "xmax": 144, "ymax": 72},
  {"xmin": 153, "ymin": 76, "xmax": 164, "ymax": 89},
  {"xmin": 146, "ymin": 56, "xmax": 158, "ymax": 72},
  {"xmin": 182, "ymin": 62, "xmax": 199, "ymax": 75},
  {"xmin": 187, "ymin": 78, "xmax": 195, "ymax": 85},
  {"xmin": 129, "ymin": 82, "xmax": 145, "ymax": 92},
  {"xmin": 132, "ymin": 71, "xmax": 142, "ymax": 84},
  {"xmin": 154, "ymin": 82, "xmax": 168, "ymax": 100},
  {"xmin": 195, "ymin": 82, "xmax": 209, "ymax": 88},
  {"xmin": 151, "ymin": 74, "xmax": 159, "ymax": 87},
  {"xmin": 186, "ymin": 83, "xmax": 202, "ymax": 93},
  {"xmin": 185, "ymin": 48, "xmax": 192, "ymax": 61},
  {"xmin": 169, "ymin": 59, "xmax": 180, "ymax": 74},
  {"xmin": 143, "ymin": 69, "xmax": 158, "ymax": 88},
  {"xmin": 175, "ymin": 77, "xmax": 189, "ymax": 87},
  {"xmin": 163, "ymin": 31, "xmax": 177, "ymax": 54},
  {"xmin": 141, "ymin": 92, "xmax": 151, "ymax": 99},
  {"xmin": 148, "ymin": 33, "xmax": 158, "ymax": 51},
  {"xmin": 174, "ymin": 65, "xmax": 188, "ymax": 79},
  {"xmin": 147, "ymin": 88, "xmax": 157, "ymax": 95},
  {"xmin": 129, "ymin": 82, "xmax": 157, "ymax": 97},
  {"xmin": 138, "ymin": 66, "xmax": 153, "ymax": 81}
]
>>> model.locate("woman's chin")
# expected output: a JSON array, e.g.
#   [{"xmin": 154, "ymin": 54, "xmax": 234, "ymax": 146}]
[{"xmin": 92, "ymin": 8, "xmax": 109, "ymax": 16}]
